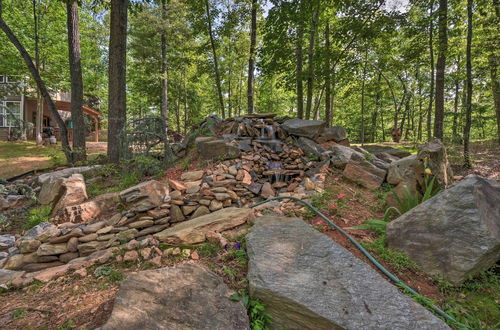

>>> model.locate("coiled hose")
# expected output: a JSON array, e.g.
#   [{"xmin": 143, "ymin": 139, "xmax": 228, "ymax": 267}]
[{"xmin": 250, "ymin": 196, "xmax": 463, "ymax": 328}]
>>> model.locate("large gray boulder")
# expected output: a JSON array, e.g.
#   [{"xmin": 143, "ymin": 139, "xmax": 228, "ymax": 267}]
[
  {"xmin": 387, "ymin": 155, "xmax": 418, "ymax": 185},
  {"xmin": 387, "ymin": 175, "xmax": 500, "ymax": 284},
  {"xmin": 281, "ymin": 118, "xmax": 326, "ymax": 139},
  {"xmin": 361, "ymin": 145, "xmax": 412, "ymax": 159},
  {"xmin": 329, "ymin": 145, "xmax": 359, "ymax": 169},
  {"xmin": 294, "ymin": 137, "xmax": 325, "ymax": 159},
  {"xmin": 247, "ymin": 215, "xmax": 449, "ymax": 330},
  {"xmin": 196, "ymin": 137, "xmax": 241, "ymax": 160},
  {"xmin": 343, "ymin": 153, "xmax": 387, "ymax": 190},
  {"xmin": 317, "ymin": 126, "xmax": 347, "ymax": 142},
  {"xmin": 415, "ymin": 140, "xmax": 454, "ymax": 189},
  {"xmin": 100, "ymin": 263, "xmax": 249, "ymax": 330},
  {"xmin": 119, "ymin": 180, "xmax": 169, "ymax": 212}
]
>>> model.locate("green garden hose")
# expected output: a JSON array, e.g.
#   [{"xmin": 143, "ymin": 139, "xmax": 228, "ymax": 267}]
[{"xmin": 249, "ymin": 196, "xmax": 464, "ymax": 328}]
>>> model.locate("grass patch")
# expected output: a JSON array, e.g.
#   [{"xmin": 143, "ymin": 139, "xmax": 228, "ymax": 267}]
[
  {"xmin": 362, "ymin": 236, "xmax": 419, "ymax": 272},
  {"xmin": 196, "ymin": 242, "xmax": 221, "ymax": 258},
  {"xmin": 93, "ymin": 265, "xmax": 124, "ymax": 283},
  {"xmin": 24, "ymin": 205, "xmax": 52, "ymax": 230},
  {"xmin": 439, "ymin": 266, "xmax": 500, "ymax": 329},
  {"xmin": 11, "ymin": 307, "xmax": 26, "ymax": 319}
]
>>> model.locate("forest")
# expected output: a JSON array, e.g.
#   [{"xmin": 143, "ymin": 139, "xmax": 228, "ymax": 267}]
[
  {"xmin": 1, "ymin": 1, "xmax": 499, "ymax": 329},
  {"xmin": 0, "ymin": 0, "xmax": 498, "ymax": 165}
]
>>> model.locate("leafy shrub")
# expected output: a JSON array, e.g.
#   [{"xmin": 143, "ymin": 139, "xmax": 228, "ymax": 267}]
[
  {"xmin": 25, "ymin": 206, "xmax": 52, "ymax": 230},
  {"xmin": 230, "ymin": 293, "xmax": 272, "ymax": 330},
  {"xmin": 125, "ymin": 156, "xmax": 164, "ymax": 177}
]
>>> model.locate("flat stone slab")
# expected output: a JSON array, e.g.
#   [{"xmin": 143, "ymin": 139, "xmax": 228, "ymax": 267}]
[
  {"xmin": 37, "ymin": 165, "xmax": 101, "ymax": 185},
  {"xmin": 247, "ymin": 216, "xmax": 449, "ymax": 330},
  {"xmin": 154, "ymin": 207, "xmax": 254, "ymax": 245},
  {"xmin": 100, "ymin": 263, "xmax": 249, "ymax": 330}
]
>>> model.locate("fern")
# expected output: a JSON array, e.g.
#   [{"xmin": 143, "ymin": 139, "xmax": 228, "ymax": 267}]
[{"xmin": 347, "ymin": 219, "xmax": 388, "ymax": 235}]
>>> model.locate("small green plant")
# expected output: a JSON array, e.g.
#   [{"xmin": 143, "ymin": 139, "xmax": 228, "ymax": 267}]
[
  {"xmin": 223, "ymin": 267, "xmax": 236, "ymax": 278},
  {"xmin": 362, "ymin": 236, "xmax": 419, "ymax": 271},
  {"xmin": 347, "ymin": 219, "xmax": 388, "ymax": 235},
  {"xmin": 125, "ymin": 156, "xmax": 164, "ymax": 177},
  {"xmin": 12, "ymin": 307, "xmax": 26, "ymax": 319},
  {"xmin": 196, "ymin": 242, "xmax": 221, "ymax": 257},
  {"xmin": 93, "ymin": 265, "xmax": 124, "ymax": 283},
  {"xmin": 230, "ymin": 293, "xmax": 272, "ymax": 330},
  {"xmin": 363, "ymin": 152, "xmax": 374, "ymax": 162},
  {"xmin": 57, "ymin": 320, "xmax": 74, "ymax": 330},
  {"xmin": 392, "ymin": 176, "xmax": 439, "ymax": 214},
  {"xmin": 25, "ymin": 205, "xmax": 52, "ymax": 230},
  {"xmin": 181, "ymin": 157, "xmax": 191, "ymax": 170}
]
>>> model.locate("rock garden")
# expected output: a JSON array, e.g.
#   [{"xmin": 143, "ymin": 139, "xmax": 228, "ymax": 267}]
[{"xmin": 0, "ymin": 115, "xmax": 498, "ymax": 329}]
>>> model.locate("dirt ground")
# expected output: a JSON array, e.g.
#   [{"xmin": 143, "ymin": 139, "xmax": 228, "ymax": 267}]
[{"xmin": 0, "ymin": 140, "xmax": 498, "ymax": 329}]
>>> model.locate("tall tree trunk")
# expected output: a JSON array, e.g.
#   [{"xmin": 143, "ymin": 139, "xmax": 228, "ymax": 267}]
[
  {"xmin": 33, "ymin": 0, "xmax": 43, "ymax": 146},
  {"xmin": 160, "ymin": 0, "xmax": 168, "ymax": 130},
  {"xmin": 324, "ymin": 23, "xmax": 331, "ymax": 126},
  {"xmin": 228, "ymin": 66, "xmax": 232, "ymax": 118},
  {"xmin": 305, "ymin": 0, "xmax": 319, "ymax": 120},
  {"xmin": 417, "ymin": 67, "xmax": 423, "ymax": 141},
  {"xmin": 183, "ymin": 69, "xmax": 187, "ymax": 134},
  {"xmin": 237, "ymin": 69, "xmax": 243, "ymax": 116},
  {"xmin": 490, "ymin": 54, "xmax": 500, "ymax": 144},
  {"xmin": 463, "ymin": 0, "xmax": 473, "ymax": 168},
  {"xmin": 247, "ymin": 0, "xmax": 257, "ymax": 114},
  {"xmin": 434, "ymin": 0, "xmax": 447, "ymax": 140},
  {"xmin": 372, "ymin": 72, "xmax": 382, "ymax": 142},
  {"xmin": 107, "ymin": 0, "xmax": 127, "ymax": 163},
  {"xmin": 452, "ymin": 56, "xmax": 460, "ymax": 141},
  {"xmin": 205, "ymin": 0, "xmax": 225, "ymax": 118},
  {"xmin": 0, "ymin": 2, "xmax": 72, "ymax": 162},
  {"xmin": 360, "ymin": 45, "xmax": 368, "ymax": 144},
  {"xmin": 160, "ymin": 0, "xmax": 175, "ymax": 164},
  {"xmin": 427, "ymin": 0, "xmax": 435, "ymax": 141},
  {"xmin": 66, "ymin": 0, "xmax": 86, "ymax": 162},
  {"xmin": 296, "ymin": 17, "xmax": 304, "ymax": 119}
]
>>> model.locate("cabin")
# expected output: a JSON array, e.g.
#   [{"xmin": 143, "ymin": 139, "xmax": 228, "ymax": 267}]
[{"xmin": 0, "ymin": 74, "xmax": 101, "ymax": 142}]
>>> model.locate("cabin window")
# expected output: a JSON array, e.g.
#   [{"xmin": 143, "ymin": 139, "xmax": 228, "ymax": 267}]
[
  {"xmin": 0, "ymin": 75, "xmax": 4, "ymax": 83},
  {"xmin": 0, "ymin": 101, "xmax": 22, "ymax": 127}
]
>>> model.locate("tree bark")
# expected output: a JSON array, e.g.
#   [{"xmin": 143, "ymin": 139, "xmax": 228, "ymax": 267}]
[
  {"xmin": 296, "ymin": 14, "xmax": 304, "ymax": 119},
  {"xmin": 66, "ymin": 0, "xmax": 86, "ymax": 162},
  {"xmin": 463, "ymin": 0, "xmax": 473, "ymax": 168},
  {"xmin": 33, "ymin": 0, "xmax": 43, "ymax": 146},
  {"xmin": 427, "ymin": 0, "xmax": 435, "ymax": 141},
  {"xmin": 490, "ymin": 54, "xmax": 500, "ymax": 144},
  {"xmin": 161, "ymin": 0, "xmax": 168, "ymax": 130},
  {"xmin": 205, "ymin": 0, "xmax": 225, "ymax": 118},
  {"xmin": 305, "ymin": 0, "xmax": 319, "ymax": 120},
  {"xmin": 324, "ymin": 23, "xmax": 331, "ymax": 126},
  {"xmin": 373, "ymin": 72, "xmax": 382, "ymax": 142},
  {"xmin": 107, "ymin": 0, "xmax": 128, "ymax": 163},
  {"xmin": 247, "ymin": 0, "xmax": 257, "ymax": 114},
  {"xmin": 434, "ymin": 0, "xmax": 447, "ymax": 140},
  {"xmin": 0, "ymin": 3, "xmax": 72, "ymax": 162},
  {"xmin": 360, "ymin": 45, "xmax": 368, "ymax": 144},
  {"xmin": 452, "ymin": 56, "xmax": 460, "ymax": 141}
]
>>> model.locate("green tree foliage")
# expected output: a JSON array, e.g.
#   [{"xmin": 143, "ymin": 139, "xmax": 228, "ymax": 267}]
[{"xmin": 0, "ymin": 0, "xmax": 497, "ymax": 149}]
